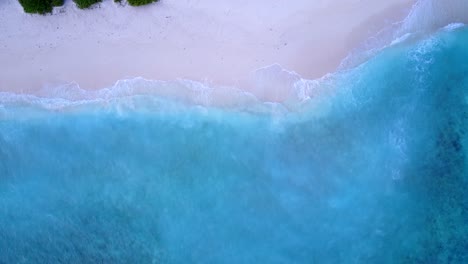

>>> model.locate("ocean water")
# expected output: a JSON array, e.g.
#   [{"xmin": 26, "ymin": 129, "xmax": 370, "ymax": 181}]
[{"xmin": 1, "ymin": 22, "xmax": 468, "ymax": 264}]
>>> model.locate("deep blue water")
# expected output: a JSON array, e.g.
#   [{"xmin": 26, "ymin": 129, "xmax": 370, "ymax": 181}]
[{"xmin": 0, "ymin": 27, "xmax": 467, "ymax": 263}]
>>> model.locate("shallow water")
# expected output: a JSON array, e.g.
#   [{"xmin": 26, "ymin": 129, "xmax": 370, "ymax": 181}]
[{"xmin": 0, "ymin": 27, "xmax": 467, "ymax": 263}]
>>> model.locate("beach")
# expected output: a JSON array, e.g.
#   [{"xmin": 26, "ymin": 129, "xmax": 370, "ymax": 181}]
[
  {"xmin": 1, "ymin": 1, "xmax": 468, "ymax": 263},
  {"xmin": 0, "ymin": 0, "xmax": 415, "ymax": 99}
]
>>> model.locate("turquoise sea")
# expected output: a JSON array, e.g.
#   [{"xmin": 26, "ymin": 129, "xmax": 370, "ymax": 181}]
[{"xmin": 1, "ymin": 22, "xmax": 468, "ymax": 264}]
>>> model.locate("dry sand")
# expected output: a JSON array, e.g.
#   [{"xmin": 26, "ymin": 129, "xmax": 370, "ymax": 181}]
[{"xmin": 0, "ymin": 0, "xmax": 415, "ymax": 96}]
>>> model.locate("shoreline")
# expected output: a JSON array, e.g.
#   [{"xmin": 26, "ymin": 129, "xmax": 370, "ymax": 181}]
[{"xmin": 0, "ymin": 0, "xmax": 415, "ymax": 100}]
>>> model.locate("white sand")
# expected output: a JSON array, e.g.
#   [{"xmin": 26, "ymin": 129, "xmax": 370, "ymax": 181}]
[{"xmin": 0, "ymin": 0, "xmax": 415, "ymax": 96}]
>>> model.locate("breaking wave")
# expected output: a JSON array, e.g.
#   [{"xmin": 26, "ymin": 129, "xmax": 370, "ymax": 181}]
[{"xmin": 0, "ymin": 1, "xmax": 467, "ymax": 263}]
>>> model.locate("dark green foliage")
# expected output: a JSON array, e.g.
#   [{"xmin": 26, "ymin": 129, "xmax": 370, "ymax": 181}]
[
  {"xmin": 114, "ymin": 0, "xmax": 122, "ymax": 3},
  {"xmin": 18, "ymin": 0, "xmax": 64, "ymax": 14},
  {"xmin": 73, "ymin": 0, "xmax": 101, "ymax": 9},
  {"xmin": 51, "ymin": 0, "xmax": 64, "ymax": 7},
  {"xmin": 127, "ymin": 0, "xmax": 158, "ymax": 7}
]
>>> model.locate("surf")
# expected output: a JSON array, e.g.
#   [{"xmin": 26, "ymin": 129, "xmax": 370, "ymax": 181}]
[{"xmin": 1, "ymin": 19, "xmax": 467, "ymax": 263}]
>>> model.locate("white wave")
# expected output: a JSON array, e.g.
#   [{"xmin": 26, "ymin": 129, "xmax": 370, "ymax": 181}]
[
  {"xmin": 390, "ymin": 33, "xmax": 412, "ymax": 46},
  {"xmin": 0, "ymin": 61, "xmax": 342, "ymax": 114},
  {"xmin": 443, "ymin": 23, "xmax": 466, "ymax": 31},
  {"xmin": 399, "ymin": 0, "xmax": 468, "ymax": 35},
  {"xmin": 2, "ymin": 0, "xmax": 466, "ymax": 113},
  {"xmin": 339, "ymin": 0, "xmax": 467, "ymax": 72}
]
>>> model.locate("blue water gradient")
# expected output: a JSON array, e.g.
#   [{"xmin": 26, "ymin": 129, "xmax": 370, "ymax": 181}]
[{"xmin": 1, "ymin": 27, "xmax": 467, "ymax": 263}]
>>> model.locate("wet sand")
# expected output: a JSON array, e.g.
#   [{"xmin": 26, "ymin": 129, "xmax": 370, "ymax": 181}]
[{"xmin": 0, "ymin": 0, "xmax": 415, "ymax": 96}]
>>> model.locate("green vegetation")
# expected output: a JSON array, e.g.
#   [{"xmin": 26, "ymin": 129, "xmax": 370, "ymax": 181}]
[
  {"xmin": 18, "ymin": 0, "xmax": 158, "ymax": 14},
  {"xmin": 51, "ymin": 0, "xmax": 64, "ymax": 6},
  {"xmin": 127, "ymin": 0, "xmax": 158, "ymax": 7},
  {"xmin": 18, "ymin": 0, "xmax": 64, "ymax": 14},
  {"xmin": 73, "ymin": 0, "xmax": 101, "ymax": 9}
]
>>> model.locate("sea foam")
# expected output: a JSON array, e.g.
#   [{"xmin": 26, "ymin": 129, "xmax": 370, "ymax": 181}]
[{"xmin": 1, "ymin": 24, "xmax": 467, "ymax": 263}]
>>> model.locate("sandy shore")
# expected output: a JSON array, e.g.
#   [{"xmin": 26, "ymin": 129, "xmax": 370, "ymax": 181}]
[{"xmin": 0, "ymin": 0, "xmax": 415, "ymax": 97}]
